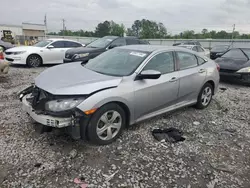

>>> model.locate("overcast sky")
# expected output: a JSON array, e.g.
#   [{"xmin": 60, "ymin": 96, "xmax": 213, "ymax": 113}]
[{"xmin": 1, "ymin": 0, "xmax": 250, "ymax": 34}]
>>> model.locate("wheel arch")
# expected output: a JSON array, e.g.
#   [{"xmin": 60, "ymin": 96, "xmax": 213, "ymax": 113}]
[
  {"xmin": 26, "ymin": 53, "xmax": 43, "ymax": 65},
  {"xmin": 205, "ymin": 80, "xmax": 215, "ymax": 94}
]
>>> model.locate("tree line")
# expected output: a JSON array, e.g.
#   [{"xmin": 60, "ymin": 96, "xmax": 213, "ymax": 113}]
[{"xmin": 48, "ymin": 19, "xmax": 250, "ymax": 39}]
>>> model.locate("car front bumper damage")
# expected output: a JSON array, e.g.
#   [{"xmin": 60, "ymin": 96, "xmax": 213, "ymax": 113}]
[{"xmin": 19, "ymin": 86, "xmax": 90, "ymax": 140}]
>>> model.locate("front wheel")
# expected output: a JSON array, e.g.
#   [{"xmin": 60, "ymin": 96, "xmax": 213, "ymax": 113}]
[
  {"xmin": 87, "ymin": 103, "xmax": 126, "ymax": 145},
  {"xmin": 196, "ymin": 83, "xmax": 213, "ymax": 109},
  {"xmin": 27, "ymin": 54, "xmax": 42, "ymax": 67}
]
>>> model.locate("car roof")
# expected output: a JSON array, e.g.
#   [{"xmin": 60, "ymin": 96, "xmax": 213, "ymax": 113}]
[
  {"xmin": 178, "ymin": 44, "xmax": 196, "ymax": 47},
  {"xmin": 118, "ymin": 45, "xmax": 193, "ymax": 53}
]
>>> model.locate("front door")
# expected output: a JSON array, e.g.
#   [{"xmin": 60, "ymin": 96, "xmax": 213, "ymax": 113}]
[
  {"xmin": 42, "ymin": 41, "xmax": 67, "ymax": 64},
  {"xmin": 134, "ymin": 51, "xmax": 179, "ymax": 121}
]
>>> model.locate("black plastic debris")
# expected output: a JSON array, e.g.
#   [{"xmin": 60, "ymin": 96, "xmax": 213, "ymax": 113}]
[
  {"xmin": 220, "ymin": 87, "xmax": 227, "ymax": 92},
  {"xmin": 152, "ymin": 128, "xmax": 185, "ymax": 143},
  {"xmin": 34, "ymin": 163, "xmax": 42, "ymax": 168}
]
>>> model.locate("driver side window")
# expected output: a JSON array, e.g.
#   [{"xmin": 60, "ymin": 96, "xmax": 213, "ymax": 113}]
[
  {"xmin": 50, "ymin": 41, "xmax": 65, "ymax": 48},
  {"xmin": 143, "ymin": 52, "xmax": 175, "ymax": 74}
]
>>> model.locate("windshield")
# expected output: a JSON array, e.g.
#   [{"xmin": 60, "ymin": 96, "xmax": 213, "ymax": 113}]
[
  {"xmin": 211, "ymin": 45, "xmax": 229, "ymax": 51},
  {"xmin": 86, "ymin": 37, "xmax": 116, "ymax": 48},
  {"xmin": 33, "ymin": 40, "xmax": 52, "ymax": 47},
  {"xmin": 85, "ymin": 48, "xmax": 150, "ymax": 76}
]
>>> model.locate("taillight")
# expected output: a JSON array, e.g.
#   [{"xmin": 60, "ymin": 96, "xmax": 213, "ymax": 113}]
[
  {"xmin": 216, "ymin": 63, "xmax": 220, "ymax": 71},
  {"xmin": 0, "ymin": 52, "xmax": 4, "ymax": 60}
]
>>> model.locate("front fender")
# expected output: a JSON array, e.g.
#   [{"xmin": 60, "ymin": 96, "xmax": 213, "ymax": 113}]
[{"xmin": 76, "ymin": 87, "xmax": 135, "ymax": 124}]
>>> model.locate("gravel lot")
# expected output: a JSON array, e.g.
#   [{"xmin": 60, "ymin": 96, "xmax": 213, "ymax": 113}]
[{"xmin": 0, "ymin": 65, "xmax": 250, "ymax": 188}]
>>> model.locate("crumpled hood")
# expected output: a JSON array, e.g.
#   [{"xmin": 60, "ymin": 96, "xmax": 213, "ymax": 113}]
[
  {"xmin": 66, "ymin": 47, "xmax": 104, "ymax": 55},
  {"xmin": 35, "ymin": 62, "xmax": 122, "ymax": 95}
]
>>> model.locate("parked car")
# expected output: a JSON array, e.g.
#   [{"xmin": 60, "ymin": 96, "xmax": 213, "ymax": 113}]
[
  {"xmin": 173, "ymin": 41, "xmax": 202, "ymax": 46},
  {"xmin": 0, "ymin": 40, "xmax": 14, "ymax": 51},
  {"xmin": 215, "ymin": 48, "xmax": 250, "ymax": 83},
  {"xmin": 4, "ymin": 39, "xmax": 84, "ymax": 67},
  {"xmin": 19, "ymin": 45, "xmax": 219, "ymax": 145},
  {"xmin": 178, "ymin": 45, "xmax": 210, "ymax": 57},
  {"xmin": 210, "ymin": 45, "xmax": 230, "ymax": 60},
  {"xmin": 63, "ymin": 36, "xmax": 150, "ymax": 63}
]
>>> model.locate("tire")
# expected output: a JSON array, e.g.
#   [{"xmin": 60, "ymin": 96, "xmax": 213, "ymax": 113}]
[
  {"xmin": 87, "ymin": 103, "xmax": 126, "ymax": 145},
  {"xmin": 26, "ymin": 54, "xmax": 42, "ymax": 67},
  {"xmin": 34, "ymin": 123, "xmax": 52, "ymax": 134},
  {"xmin": 196, "ymin": 83, "xmax": 213, "ymax": 109}
]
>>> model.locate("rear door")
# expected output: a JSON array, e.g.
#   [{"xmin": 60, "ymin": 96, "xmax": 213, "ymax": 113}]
[
  {"xmin": 175, "ymin": 51, "xmax": 207, "ymax": 103},
  {"xmin": 134, "ymin": 51, "xmax": 179, "ymax": 120}
]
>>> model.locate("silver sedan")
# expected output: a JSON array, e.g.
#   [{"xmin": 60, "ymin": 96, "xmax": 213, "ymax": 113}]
[{"xmin": 19, "ymin": 45, "xmax": 220, "ymax": 145}]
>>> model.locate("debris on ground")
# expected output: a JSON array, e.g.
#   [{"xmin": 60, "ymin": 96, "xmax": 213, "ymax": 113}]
[
  {"xmin": 193, "ymin": 121, "xmax": 201, "ymax": 126},
  {"xmin": 103, "ymin": 170, "xmax": 119, "ymax": 182},
  {"xmin": 152, "ymin": 128, "xmax": 185, "ymax": 143},
  {"xmin": 69, "ymin": 149, "xmax": 78, "ymax": 159},
  {"xmin": 74, "ymin": 178, "xmax": 88, "ymax": 188}
]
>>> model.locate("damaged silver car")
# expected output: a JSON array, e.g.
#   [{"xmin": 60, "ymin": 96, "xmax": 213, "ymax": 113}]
[{"xmin": 19, "ymin": 45, "xmax": 220, "ymax": 145}]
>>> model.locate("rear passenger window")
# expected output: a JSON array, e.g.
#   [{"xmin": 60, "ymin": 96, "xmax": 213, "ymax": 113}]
[
  {"xmin": 143, "ymin": 52, "xmax": 175, "ymax": 74},
  {"xmin": 192, "ymin": 46, "xmax": 198, "ymax": 52},
  {"xmin": 197, "ymin": 56, "xmax": 206, "ymax": 65},
  {"xmin": 197, "ymin": 46, "xmax": 204, "ymax": 52},
  {"xmin": 126, "ymin": 38, "xmax": 139, "ymax": 45},
  {"xmin": 51, "ymin": 41, "xmax": 65, "ymax": 48},
  {"xmin": 176, "ymin": 52, "xmax": 198, "ymax": 70},
  {"xmin": 64, "ymin": 41, "xmax": 82, "ymax": 48}
]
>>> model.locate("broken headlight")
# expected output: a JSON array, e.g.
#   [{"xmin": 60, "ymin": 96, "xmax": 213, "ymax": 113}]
[{"xmin": 45, "ymin": 98, "xmax": 85, "ymax": 112}]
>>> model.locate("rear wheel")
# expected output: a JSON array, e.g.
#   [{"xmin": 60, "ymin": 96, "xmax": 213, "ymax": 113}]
[
  {"xmin": 196, "ymin": 83, "xmax": 213, "ymax": 109},
  {"xmin": 27, "ymin": 54, "xmax": 42, "ymax": 67},
  {"xmin": 87, "ymin": 103, "xmax": 126, "ymax": 145}
]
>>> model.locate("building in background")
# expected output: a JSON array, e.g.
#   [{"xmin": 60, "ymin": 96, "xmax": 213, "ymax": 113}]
[{"xmin": 0, "ymin": 22, "xmax": 46, "ymax": 44}]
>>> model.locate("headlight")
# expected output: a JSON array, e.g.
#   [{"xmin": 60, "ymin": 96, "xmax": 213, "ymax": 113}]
[
  {"xmin": 74, "ymin": 53, "xmax": 89, "ymax": 59},
  {"xmin": 237, "ymin": 67, "xmax": 250, "ymax": 73},
  {"xmin": 45, "ymin": 98, "xmax": 85, "ymax": 112},
  {"xmin": 13, "ymin": 51, "xmax": 26, "ymax": 55}
]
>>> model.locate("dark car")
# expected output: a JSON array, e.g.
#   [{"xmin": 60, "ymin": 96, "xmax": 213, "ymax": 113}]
[
  {"xmin": 215, "ymin": 48, "xmax": 250, "ymax": 83},
  {"xmin": 64, "ymin": 36, "xmax": 150, "ymax": 63},
  {"xmin": 0, "ymin": 40, "xmax": 14, "ymax": 51},
  {"xmin": 210, "ymin": 45, "xmax": 230, "ymax": 60}
]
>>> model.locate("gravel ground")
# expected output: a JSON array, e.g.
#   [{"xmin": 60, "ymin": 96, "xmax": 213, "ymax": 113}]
[{"xmin": 0, "ymin": 65, "xmax": 250, "ymax": 188}]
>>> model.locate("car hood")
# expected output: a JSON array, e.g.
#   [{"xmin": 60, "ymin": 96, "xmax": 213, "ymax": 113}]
[
  {"xmin": 215, "ymin": 57, "xmax": 250, "ymax": 71},
  {"xmin": 5, "ymin": 46, "xmax": 41, "ymax": 52},
  {"xmin": 35, "ymin": 62, "xmax": 122, "ymax": 95},
  {"xmin": 66, "ymin": 47, "xmax": 104, "ymax": 55}
]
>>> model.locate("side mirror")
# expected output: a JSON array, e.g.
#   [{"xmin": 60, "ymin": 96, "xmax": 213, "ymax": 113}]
[
  {"xmin": 108, "ymin": 44, "xmax": 118, "ymax": 49},
  {"xmin": 47, "ymin": 45, "xmax": 54, "ymax": 49},
  {"xmin": 136, "ymin": 70, "xmax": 161, "ymax": 80}
]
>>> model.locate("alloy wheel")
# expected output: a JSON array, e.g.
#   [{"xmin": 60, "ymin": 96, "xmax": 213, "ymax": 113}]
[
  {"xmin": 201, "ymin": 87, "xmax": 212, "ymax": 106},
  {"xmin": 96, "ymin": 110, "xmax": 122, "ymax": 141}
]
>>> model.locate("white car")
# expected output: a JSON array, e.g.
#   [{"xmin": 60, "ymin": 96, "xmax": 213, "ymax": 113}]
[
  {"xmin": 178, "ymin": 45, "xmax": 210, "ymax": 57},
  {"xmin": 4, "ymin": 39, "xmax": 84, "ymax": 67}
]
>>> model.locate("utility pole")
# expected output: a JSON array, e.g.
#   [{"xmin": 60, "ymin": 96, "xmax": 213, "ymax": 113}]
[
  {"xmin": 44, "ymin": 14, "xmax": 47, "ymax": 39},
  {"xmin": 231, "ymin": 24, "xmax": 235, "ymax": 47},
  {"xmin": 62, "ymin": 19, "xmax": 66, "ymax": 36}
]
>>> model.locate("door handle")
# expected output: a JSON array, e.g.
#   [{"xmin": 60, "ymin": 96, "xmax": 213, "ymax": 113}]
[
  {"xmin": 169, "ymin": 77, "xmax": 178, "ymax": 82},
  {"xmin": 198, "ymin": 69, "xmax": 206, "ymax": 73}
]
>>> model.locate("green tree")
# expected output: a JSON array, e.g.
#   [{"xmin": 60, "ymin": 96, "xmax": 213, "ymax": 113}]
[
  {"xmin": 110, "ymin": 21, "xmax": 125, "ymax": 36},
  {"xmin": 95, "ymin": 21, "xmax": 111, "ymax": 37}
]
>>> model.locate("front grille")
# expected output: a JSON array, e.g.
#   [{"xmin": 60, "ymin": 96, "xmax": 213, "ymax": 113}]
[
  {"xmin": 220, "ymin": 69, "xmax": 236, "ymax": 73},
  {"xmin": 5, "ymin": 58, "xmax": 14, "ymax": 62}
]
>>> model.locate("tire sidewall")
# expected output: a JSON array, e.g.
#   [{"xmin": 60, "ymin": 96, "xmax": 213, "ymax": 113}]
[
  {"xmin": 87, "ymin": 103, "xmax": 126, "ymax": 145},
  {"xmin": 196, "ymin": 83, "xmax": 213, "ymax": 109},
  {"xmin": 27, "ymin": 55, "xmax": 42, "ymax": 67}
]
